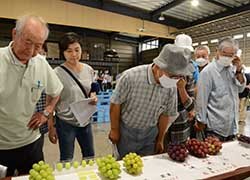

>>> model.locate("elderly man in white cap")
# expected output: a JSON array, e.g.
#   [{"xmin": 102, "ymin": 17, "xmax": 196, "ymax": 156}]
[
  {"xmin": 109, "ymin": 44, "xmax": 194, "ymax": 158},
  {"xmin": 175, "ymin": 34, "xmax": 199, "ymax": 84}
]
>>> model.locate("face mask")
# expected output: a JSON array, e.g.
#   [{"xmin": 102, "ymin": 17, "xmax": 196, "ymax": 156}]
[
  {"xmin": 196, "ymin": 58, "xmax": 208, "ymax": 67},
  {"xmin": 159, "ymin": 75, "xmax": 179, "ymax": 89},
  {"xmin": 218, "ymin": 56, "xmax": 233, "ymax": 67}
]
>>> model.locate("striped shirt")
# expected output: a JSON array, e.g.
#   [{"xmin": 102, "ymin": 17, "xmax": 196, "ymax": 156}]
[
  {"xmin": 111, "ymin": 64, "xmax": 177, "ymax": 129},
  {"xmin": 168, "ymin": 75, "xmax": 195, "ymax": 143}
]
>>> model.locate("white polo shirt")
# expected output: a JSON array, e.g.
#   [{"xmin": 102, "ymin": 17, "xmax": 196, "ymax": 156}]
[{"xmin": 0, "ymin": 42, "xmax": 63, "ymax": 149}]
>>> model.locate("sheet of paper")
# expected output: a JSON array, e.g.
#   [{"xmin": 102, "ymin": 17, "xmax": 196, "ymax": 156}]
[{"xmin": 70, "ymin": 98, "xmax": 97, "ymax": 126}]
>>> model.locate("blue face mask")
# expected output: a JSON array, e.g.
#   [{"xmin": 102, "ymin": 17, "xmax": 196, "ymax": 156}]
[{"xmin": 159, "ymin": 75, "xmax": 179, "ymax": 89}]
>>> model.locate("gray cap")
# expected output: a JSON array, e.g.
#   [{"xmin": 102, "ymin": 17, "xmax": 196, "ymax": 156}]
[{"xmin": 153, "ymin": 44, "xmax": 194, "ymax": 76}]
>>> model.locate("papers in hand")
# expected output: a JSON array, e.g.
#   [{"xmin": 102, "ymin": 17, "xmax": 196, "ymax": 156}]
[
  {"xmin": 69, "ymin": 98, "xmax": 97, "ymax": 126},
  {"xmin": 108, "ymin": 139, "xmax": 120, "ymax": 160}
]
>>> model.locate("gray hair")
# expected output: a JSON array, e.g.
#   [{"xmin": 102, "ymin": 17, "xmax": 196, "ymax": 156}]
[
  {"xmin": 15, "ymin": 15, "xmax": 49, "ymax": 39},
  {"xmin": 194, "ymin": 45, "xmax": 210, "ymax": 55},
  {"xmin": 218, "ymin": 36, "xmax": 239, "ymax": 53}
]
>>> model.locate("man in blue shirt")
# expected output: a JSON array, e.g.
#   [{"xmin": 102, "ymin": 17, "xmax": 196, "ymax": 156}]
[{"xmin": 195, "ymin": 37, "xmax": 245, "ymax": 142}]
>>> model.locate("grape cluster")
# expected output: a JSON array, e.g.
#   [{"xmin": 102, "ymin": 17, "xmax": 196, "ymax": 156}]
[
  {"xmin": 29, "ymin": 161, "xmax": 55, "ymax": 180},
  {"xmin": 96, "ymin": 154, "xmax": 121, "ymax": 179},
  {"xmin": 122, "ymin": 152, "xmax": 143, "ymax": 175},
  {"xmin": 204, "ymin": 136, "xmax": 222, "ymax": 155},
  {"xmin": 237, "ymin": 134, "xmax": 250, "ymax": 144},
  {"xmin": 186, "ymin": 139, "xmax": 208, "ymax": 158},
  {"xmin": 167, "ymin": 143, "xmax": 188, "ymax": 162}
]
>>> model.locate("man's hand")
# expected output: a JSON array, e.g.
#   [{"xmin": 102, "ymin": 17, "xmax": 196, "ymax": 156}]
[
  {"xmin": 177, "ymin": 78, "xmax": 187, "ymax": 90},
  {"xmin": 194, "ymin": 121, "xmax": 206, "ymax": 132},
  {"xmin": 27, "ymin": 112, "xmax": 48, "ymax": 130},
  {"xmin": 109, "ymin": 129, "xmax": 120, "ymax": 144},
  {"xmin": 232, "ymin": 56, "xmax": 243, "ymax": 72},
  {"xmin": 155, "ymin": 140, "xmax": 164, "ymax": 154},
  {"xmin": 48, "ymin": 126, "xmax": 58, "ymax": 144},
  {"xmin": 188, "ymin": 110, "xmax": 196, "ymax": 121}
]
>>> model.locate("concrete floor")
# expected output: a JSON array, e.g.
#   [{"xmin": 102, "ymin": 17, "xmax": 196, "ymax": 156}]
[{"xmin": 43, "ymin": 112, "xmax": 250, "ymax": 166}]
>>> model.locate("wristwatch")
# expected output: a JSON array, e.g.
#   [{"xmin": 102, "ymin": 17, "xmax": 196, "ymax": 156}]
[{"xmin": 43, "ymin": 110, "xmax": 50, "ymax": 118}]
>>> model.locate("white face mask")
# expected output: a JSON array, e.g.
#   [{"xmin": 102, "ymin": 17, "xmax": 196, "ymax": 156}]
[
  {"xmin": 218, "ymin": 56, "xmax": 233, "ymax": 67},
  {"xmin": 159, "ymin": 75, "xmax": 179, "ymax": 89},
  {"xmin": 196, "ymin": 58, "xmax": 208, "ymax": 67}
]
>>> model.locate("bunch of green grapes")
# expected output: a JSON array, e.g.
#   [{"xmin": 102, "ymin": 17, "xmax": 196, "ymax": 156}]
[
  {"xmin": 122, "ymin": 152, "xmax": 143, "ymax": 175},
  {"xmin": 96, "ymin": 154, "xmax": 121, "ymax": 179},
  {"xmin": 29, "ymin": 160, "xmax": 55, "ymax": 180}
]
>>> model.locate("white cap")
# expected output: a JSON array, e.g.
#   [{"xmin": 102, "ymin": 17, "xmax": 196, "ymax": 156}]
[{"xmin": 175, "ymin": 34, "xmax": 194, "ymax": 52}]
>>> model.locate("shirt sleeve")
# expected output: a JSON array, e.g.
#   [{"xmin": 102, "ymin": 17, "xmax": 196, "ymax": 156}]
[
  {"xmin": 196, "ymin": 70, "xmax": 212, "ymax": 124},
  {"xmin": 45, "ymin": 64, "xmax": 63, "ymax": 97},
  {"xmin": 184, "ymin": 75, "xmax": 195, "ymax": 112},
  {"xmin": 235, "ymin": 73, "xmax": 246, "ymax": 93},
  {"xmin": 162, "ymin": 87, "xmax": 178, "ymax": 117},
  {"xmin": 110, "ymin": 73, "xmax": 130, "ymax": 105}
]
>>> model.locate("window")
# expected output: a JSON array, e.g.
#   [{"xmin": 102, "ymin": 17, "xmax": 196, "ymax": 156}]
[
  {"xmin": 142, "ymin": 39, "xmax": 159, "ymax": 51},
  {"xmin": 233, "ymin": 34, "xmax": 243, "ymax": 39},
  {"xmin": 210, "ymin": 39, "xmax": 218, "ymax": 43},
  {"xmin": 201, "ymin": 41, "xmax": 208, "ymax": 45}
]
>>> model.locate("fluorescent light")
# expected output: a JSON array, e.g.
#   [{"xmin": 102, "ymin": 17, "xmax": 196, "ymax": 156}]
[
  {"xmin": 192, "ymin": 42, "xmax": 199, "ymax": 46},
  {"xmin": 247, "ymin": 32, "xmax": 250, "ymax": 37},
  {"xmin": 210, "ymin": 39, "xmax": 218, "ymax": 43},
  {"xmin": 233, "ymin": 34, "xmax": 243, "ymax": 39},
  {"xmin": 158, "ymin": 14, "xmax": 165, "ymax": 21},
  {"xmin": 191, "ymin": 0, "xmax": 199, "ymax": 7},
  {"xmin": 201, "ymin": 41, "xmax": 208, "ymax": 45}
]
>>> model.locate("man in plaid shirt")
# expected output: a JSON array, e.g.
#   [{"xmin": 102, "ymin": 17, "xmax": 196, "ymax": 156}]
[{"xmin": 109, "ymin": 44, "xmax": 194, "ymax": 158}]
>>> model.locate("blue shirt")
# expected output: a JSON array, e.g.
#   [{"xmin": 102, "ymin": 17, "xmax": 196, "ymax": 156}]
[{"xmin": 196, "ymin": 60, "xmax": 245, "ymax": 137}]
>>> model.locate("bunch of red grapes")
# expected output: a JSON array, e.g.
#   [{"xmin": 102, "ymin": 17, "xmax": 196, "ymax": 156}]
[
  {"xmin": 204, "ymin": 136, "xmax": 223, "ymax": 155},
  {"xmin": 185, "ymin": 139, "xmax": 208, "ymax": 158},
  {"xmin": 167, "ymin": 143, "xmax": 188, "ymax": 162}
]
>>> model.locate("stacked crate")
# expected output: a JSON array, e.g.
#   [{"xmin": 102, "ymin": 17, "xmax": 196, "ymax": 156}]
[{"xmin": 92, "ymin": 90, "xmax": 112, "ymax": 123}]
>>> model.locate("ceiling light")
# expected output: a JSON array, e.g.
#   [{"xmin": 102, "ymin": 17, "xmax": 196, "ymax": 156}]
[
  {"xmin": 191, "ymin": 0, "xmax": 199, "ymax": 7},
  {"xmin": 158, "ymin": 13, "xmax": 165, "ymax": 21}
]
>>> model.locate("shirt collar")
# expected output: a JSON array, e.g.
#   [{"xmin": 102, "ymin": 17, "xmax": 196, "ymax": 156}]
[
  {"xmin": 147, "ymin": 63, "xmax": 157, "ymax": 85},
  {"xmin": 8, "ymin": 41, "xmax": 35, "ymax": 67}
]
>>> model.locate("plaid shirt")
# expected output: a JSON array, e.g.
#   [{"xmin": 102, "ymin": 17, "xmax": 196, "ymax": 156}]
[
  {"xmin": 111, "ymin": 64, "xmax": 177, "ymax": 129},
  {"xmin": 35, "ymin": 91, "xmax": 48, "ymax": 134},
  {"xmin": 168, "ymin": 75, "xmax": 196, "ymax": 144}
]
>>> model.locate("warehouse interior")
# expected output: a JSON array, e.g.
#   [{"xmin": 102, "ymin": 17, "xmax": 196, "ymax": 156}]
[{"xmin": 1, "ymin": 0, "xmax": 250, "ymax": 178}]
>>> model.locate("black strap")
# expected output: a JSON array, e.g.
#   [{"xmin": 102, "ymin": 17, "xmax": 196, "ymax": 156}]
[{"xmin": 60, "ymin": 65, "xmax": 88, "ymax": 98}]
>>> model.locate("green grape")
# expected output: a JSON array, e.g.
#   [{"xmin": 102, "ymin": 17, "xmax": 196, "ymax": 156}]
[
  {"xmin": 32, "ymin": 164, "xmax": 40, "ymax": 172},
  {"xmin": 88, "ymin": 159, "xmax": 95, "ymax": 166},
  {"xmin": 38, "ymin": 161, "xmax": 45, "ymax": 166},
  {"xmin": 56, "ymin": 163, "xmax": 63, "ymax": 171},
  {"xmin": 65, "ymin": 162, "xmax": 71, "ymax": 169},
  {"xmin": 81, "ymin": 160, "xmax": 87, "ymax": 167},
  {"xmin": 73, "ymin": 161, "xmax": 79, "ymax": 168}
]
